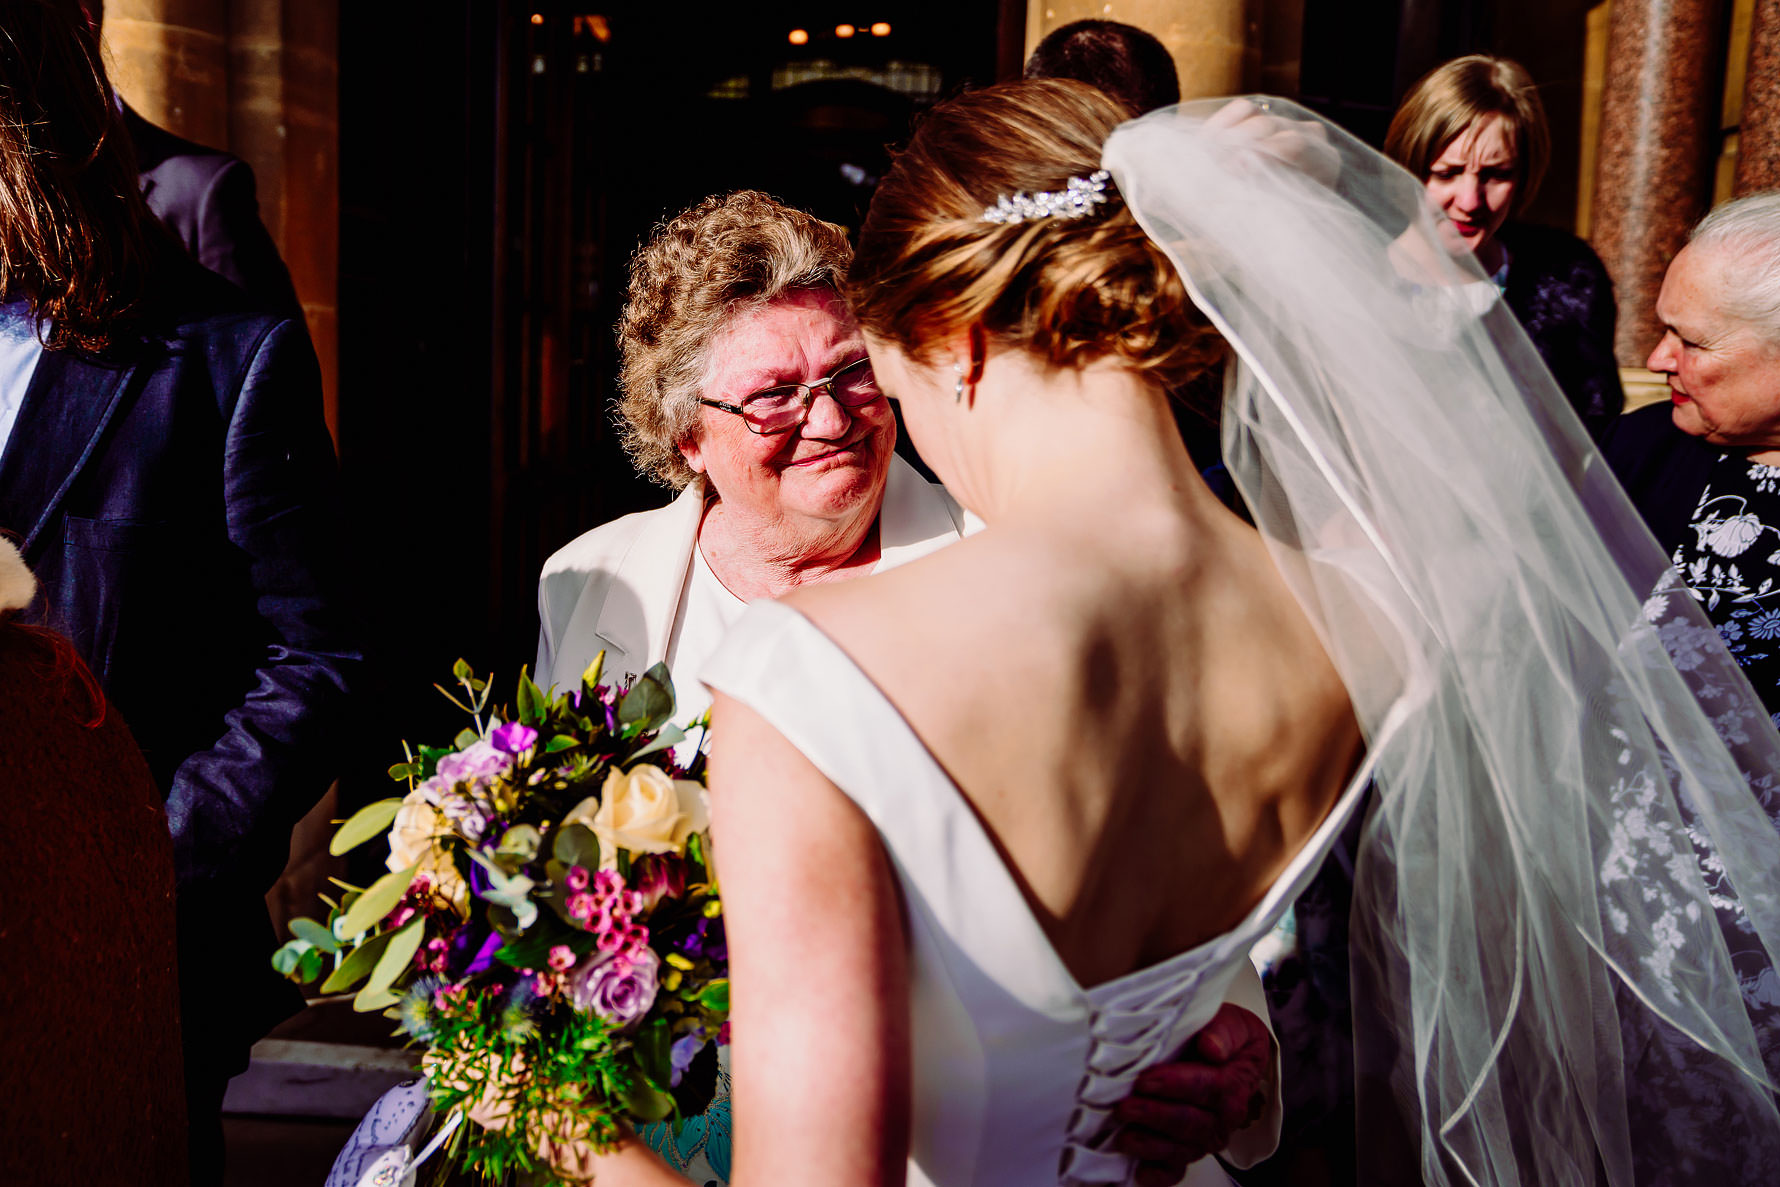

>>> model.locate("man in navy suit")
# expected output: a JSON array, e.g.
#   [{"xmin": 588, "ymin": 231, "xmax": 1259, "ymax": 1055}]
[{"xmin": 0, "ymin": 5, "xmax": 359, "ymax": 1182}]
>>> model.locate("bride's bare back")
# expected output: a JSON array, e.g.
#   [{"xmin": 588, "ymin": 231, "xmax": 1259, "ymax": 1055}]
[{"xmin": 793, "ymin": 475, "xmax": 1362, "ymax": 989}]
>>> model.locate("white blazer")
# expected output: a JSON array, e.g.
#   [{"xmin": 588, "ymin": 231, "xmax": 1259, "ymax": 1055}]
[{"xmin": 535, "ymin": 454, "xmax": 971, "ymax": 692}]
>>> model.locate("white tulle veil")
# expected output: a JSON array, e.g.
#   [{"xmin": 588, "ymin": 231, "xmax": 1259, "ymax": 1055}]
[{"xmin": 1103, "ymin": 99, "xmax": 1780, "ymax": 1183}]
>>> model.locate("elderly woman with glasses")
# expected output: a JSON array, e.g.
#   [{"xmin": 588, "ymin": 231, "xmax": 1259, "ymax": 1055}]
[{"xmin": 534, "ymin": 190, "xmax": 1282, "ymax": 1187}]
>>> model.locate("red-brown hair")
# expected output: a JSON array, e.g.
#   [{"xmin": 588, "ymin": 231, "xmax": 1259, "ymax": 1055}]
[
  {"xmin": 849, "ymin": 79, "xmax": 1221, "ymax": 399},
  {"xmin": 0, "ymin": 0, "xmax": 162, "ymax": 352}
]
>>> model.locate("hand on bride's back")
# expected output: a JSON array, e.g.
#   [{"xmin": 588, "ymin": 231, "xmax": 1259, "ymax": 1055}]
[{"xmin": 1112, "ymin": 1003, "xmax": 1273, "ymax": 1185}]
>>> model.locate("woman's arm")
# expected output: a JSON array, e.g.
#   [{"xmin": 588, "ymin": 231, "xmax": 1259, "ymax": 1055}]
[
  {"xmin": 587, "ymin": 690, "xmax": 913, "ymax": 1187},
  {"xmin": 710, "ymin": 688, "xmax": 911, "ymax": 1187}
]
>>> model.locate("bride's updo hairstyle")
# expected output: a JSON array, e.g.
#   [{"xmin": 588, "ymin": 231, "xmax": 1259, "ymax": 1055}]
[{"xmin": 849, "ymin": 79, "xmax": 1220, "ymax": 395}]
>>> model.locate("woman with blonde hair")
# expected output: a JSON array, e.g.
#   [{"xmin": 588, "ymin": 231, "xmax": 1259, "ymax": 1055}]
[{"xmin": 1387, "ymin": 54, "xmax": 1624, "ymax": 437}]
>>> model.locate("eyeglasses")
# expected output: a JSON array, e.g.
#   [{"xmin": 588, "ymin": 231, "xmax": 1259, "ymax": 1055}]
[{"xmin": 698, "ymin": 356, "xmax": 882, "ymax": 435}]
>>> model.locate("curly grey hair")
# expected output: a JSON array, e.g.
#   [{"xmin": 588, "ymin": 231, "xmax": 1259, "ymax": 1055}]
[{"xmin": 616, "ymin": 191, "xmax": 855, "ymax": 488}]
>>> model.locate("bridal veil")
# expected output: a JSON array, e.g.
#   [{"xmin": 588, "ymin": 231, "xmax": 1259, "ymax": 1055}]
[{"xmin": 1104, "ymin": 99, "xmax": 1780, "ymax": 1184}]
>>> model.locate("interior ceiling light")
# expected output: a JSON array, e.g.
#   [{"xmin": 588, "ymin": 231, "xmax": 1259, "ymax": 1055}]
[
  {"xmin": 530, "ymin": 12, "xmax": 544, "ymax": 24},
  {"xmin": 871, "ymin": 21, "xmax": 891, "ymax": 36},
  {"xmin": 788, "ymin": 28, "xmax": 810, "ymax": 45},
  {"xmin": 835, "ymin": 23, "xmax": 856, "ymax": 38}
]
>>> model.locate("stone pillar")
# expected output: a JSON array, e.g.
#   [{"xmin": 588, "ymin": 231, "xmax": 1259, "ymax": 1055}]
[
  {"xmin": 1737, "ymin": 0, "xmax": 1780, "ymax": 191},
  {"xmin": 1592, "ymin": 0, "xmax": 1725, "ymax": 366},
  {"xmin": 1026, "ymin": 0, "xmax": 1248, "ymax": 99},
  {"xmin": 102, "ymin": 0, "xmax": 338, "ymax": 439},
  {"xmin": 226, "ymin": 0, "xmax": 340, "ymax": 437}
]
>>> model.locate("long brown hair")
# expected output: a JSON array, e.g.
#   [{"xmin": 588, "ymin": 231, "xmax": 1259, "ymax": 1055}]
[{"xmin": 0, "ymin": 0, "xmax": 162, "ymax": 352}]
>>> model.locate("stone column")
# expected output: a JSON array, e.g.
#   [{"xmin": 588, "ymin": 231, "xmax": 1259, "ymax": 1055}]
[
  {"xmin": 102, "ymin": 0, "xmax": 230, "ymax": 144},
  {"xmin": 227, "ymin": 0, "xmax": 340, "ymax": 437},
  {"xmin": 1591, "ymin": 0, "xmax": 1725, "ymax": 366},
  {"xmin": 1737, "ymin": 0, "xmax": 1780, "ymax": 191},
  {"xmin": 1026, "ymin": 0, "xmax": 1248, "ymax": 99}
]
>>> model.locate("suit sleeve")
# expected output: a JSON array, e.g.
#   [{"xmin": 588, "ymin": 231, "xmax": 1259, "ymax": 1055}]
[
  {"xmin": 197, "ymin": 158, "xmax": 305, "ymax": 320},
  {"xmin": 162, "ymin": 319, "xmax": 361, "ymax": 889}
]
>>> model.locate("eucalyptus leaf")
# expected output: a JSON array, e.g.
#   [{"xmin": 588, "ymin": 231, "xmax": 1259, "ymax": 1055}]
[
  {"xmin": 288, "ymin": 916, "xmax": 340, "ymax": 953},
  {"xmin": 452, "ymin": 657, "xmax": 474, "ymax": 683},
  {"xmin": 321, "ymin": 929, "xmax": 394, "ymax": 993},
  {"xmin": 271, "ymin": 939, "xmax": 311, "ymax": 978},
  {"xmin": 354, "ymin": 985, "xmax": 402, "ymax": 1013},
  {"xmin": 618, "ymin": 663, "xmax": 675, "ymax": 731},
  {"xmin": 619, "ymin": 1074, "xmax": 675, "ymax": 1123},
  {"xmin": 517, "ymin": 669, "xmax": 546, "ymax": 726},
  {"xmin": 453, "ymin": 727, "xmax": 480, "ymax": 751},
  {"xmin": 296, "ymin": 947, "xmax": 327, "ymax": 985},
  {"xmin": 543, "ymin": 734, "xmax": 578, "ymax": 754},
  {"xmin": 387, "ymin": 761, "xmax": 416, "ymax": 782},
  {"xmin": 330, "ymin": 798, "xmax": 403, "ymax": 857},
  {"xmin": 696, "ymin": 979, "xmax": 729, "ymax": 1013},
  {"xmin": 496, "ymin": 824, "xmax": 542, "ymax": 864},
  {"xmin": 628, "ymin": 723, "xmax": 686, "ymax": 762},
  {"xmin": 363, "ymin": 917, "xmax": 426, "ymax": 999},
  {"xmin": 552, "ymin": 823, "xmax": 600, "ymax": 870},
  {"xmin": 338, "ymin": 864, "xmax": 418, "ymax": 937}
]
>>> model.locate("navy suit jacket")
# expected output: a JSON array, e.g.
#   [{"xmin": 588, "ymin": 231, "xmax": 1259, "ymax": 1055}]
[
  {"xmin": 0, "ymin": 259, "xmax": 360, "ymax": 1065},
  {"xmin": 123, "ymin": 104, "xmax": 303, "ymax": 319}
]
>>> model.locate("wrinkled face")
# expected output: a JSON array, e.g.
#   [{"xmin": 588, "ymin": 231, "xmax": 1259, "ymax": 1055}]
[
  {"xmin": 1649, "ymin": 244, "xmax": 1780, "ymax": 450},
  {"xmin": 680, "ymin": 288, "xmax": 896, "ymax": 531},
  {"xmin": 1425, "ymin": 115, "xmax": 1518, "ymax": 258}
]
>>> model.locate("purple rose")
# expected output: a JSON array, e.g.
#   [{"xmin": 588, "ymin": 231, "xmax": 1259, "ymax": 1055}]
[
  {"xmin": 490, "ymin": 721, "xmax": 539, "ymax": 755},
  {"xmin": 568, "ymin": 948, "xmax": 659, "ymax": 1025}
]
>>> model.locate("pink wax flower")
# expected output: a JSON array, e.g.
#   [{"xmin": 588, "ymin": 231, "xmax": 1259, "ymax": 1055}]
[
  {"xmin": 534, "ymin": 970, "xmax": 561, "ymax": 996},
  {"xmin": 568, "ymin": 949, "xmax": 659, "ymax": 1025},
  {"xmin": 490, "ymin": 721, "xmax": 539, "ymax": 755},
  {"xmin": 568, "ymin": 893, "xmax": 597, "ymax": 922},
  {"xmin": 564, "ymin": 865, "xmax": 590, "ymax": 893},
  {"xmin": 548, "ymin": 945, "xmax": 577, "ymax": 971}
]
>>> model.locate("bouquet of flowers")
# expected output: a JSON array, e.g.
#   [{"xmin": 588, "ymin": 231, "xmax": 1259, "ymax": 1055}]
[{"xmin": 273, "ymin": 656, "xmax": 726, "ymax": 1184}]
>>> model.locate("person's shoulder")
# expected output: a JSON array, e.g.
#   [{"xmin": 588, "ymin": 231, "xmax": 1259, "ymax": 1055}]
[
  {"xmin": 540, "ymin": 496, "xmax": 691, "ymax": 582},
  {"xmin": 141, "ymin": 254, "xmax": 291, "ymax": 344},
  {"xmin": 122, "ymin": 104, "xmax": 237, "ymax": 178}
]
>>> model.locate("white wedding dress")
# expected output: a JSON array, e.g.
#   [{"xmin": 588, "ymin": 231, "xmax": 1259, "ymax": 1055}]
[{"xmin": 702, "ymin": 599, "xmax": 1393, "ymax": 1187}]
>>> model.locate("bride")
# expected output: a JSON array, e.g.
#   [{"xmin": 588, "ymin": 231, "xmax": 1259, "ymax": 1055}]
[{"xmin": 575, "ymin": 81, "xmax": 1780, "ymax": 1186}]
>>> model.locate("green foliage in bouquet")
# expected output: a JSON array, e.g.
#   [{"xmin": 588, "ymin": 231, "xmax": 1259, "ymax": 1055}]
[{"xmin": 272, "ymin": 656, "xmax": 728, "ymax": 1184}]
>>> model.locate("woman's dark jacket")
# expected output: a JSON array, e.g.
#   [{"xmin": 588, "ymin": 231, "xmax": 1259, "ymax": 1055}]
[{"xmin": 1498, "ymin": 222, "xmax": 1625, "ymax": 439}]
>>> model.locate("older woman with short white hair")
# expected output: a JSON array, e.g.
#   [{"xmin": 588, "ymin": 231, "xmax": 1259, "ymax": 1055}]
[{"xmin": 535, "ymin": 190, "xmax": 1281, "ymax": 1187}]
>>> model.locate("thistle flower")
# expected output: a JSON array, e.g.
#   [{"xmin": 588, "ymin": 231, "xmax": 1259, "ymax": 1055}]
[
  {"xmin": 397, "ymin": 976, "xmax": 452, "ymax": 1042},
  {"xmin": 501, "ymin": 979, "xmax": 543, "ymax": 1043}
]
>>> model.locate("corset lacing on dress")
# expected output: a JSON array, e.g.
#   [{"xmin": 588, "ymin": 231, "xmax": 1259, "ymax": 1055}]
[{"xmin": 1057, "ymin": 966, "xmax": 1220, "ymax": 1185}]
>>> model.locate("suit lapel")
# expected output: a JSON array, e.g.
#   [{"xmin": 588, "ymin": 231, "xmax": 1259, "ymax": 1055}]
[{"xmin": 0, "ymin": 347, "xmax": 137, "ymax": 557}]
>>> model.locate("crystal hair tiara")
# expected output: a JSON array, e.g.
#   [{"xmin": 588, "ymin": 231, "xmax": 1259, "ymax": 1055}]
[{"xmin": 981, "ymin": 170, "xmax": 1111, "ymax": 225}]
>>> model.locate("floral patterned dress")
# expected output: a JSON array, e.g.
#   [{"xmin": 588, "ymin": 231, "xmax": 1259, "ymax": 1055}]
[{"xmin": 1671, "ymin": 454, "xmax": 1780, "ymax": 721}]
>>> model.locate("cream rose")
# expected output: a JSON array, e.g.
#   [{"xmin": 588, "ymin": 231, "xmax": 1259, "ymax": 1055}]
[
  {"xmin": 388, "ymin": 788, "xmax": 469, "ymax": 916},
  {"xmin": 563, "ymin": 764, "xmax": 708, "ymax": 861}
]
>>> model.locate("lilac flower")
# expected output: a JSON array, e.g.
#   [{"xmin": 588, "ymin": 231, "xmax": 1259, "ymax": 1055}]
[
  {"xmin": 568, "ymin": 948, "xmax": 660, "ymax": 1025},
  {"xmin": 669, "ymin": 1030, "xmax": 707, "ymax": 1087},
  {"xmin": 462, "ymin": 929, "xmax": 505, "ymax": 977},
  {"xmin": 490, "ymin": 721, "xmax": 539, "ymax": 755},
  {"xmin": 433, "ymin": 740, "xmax": 512, "ymax": 791}
]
